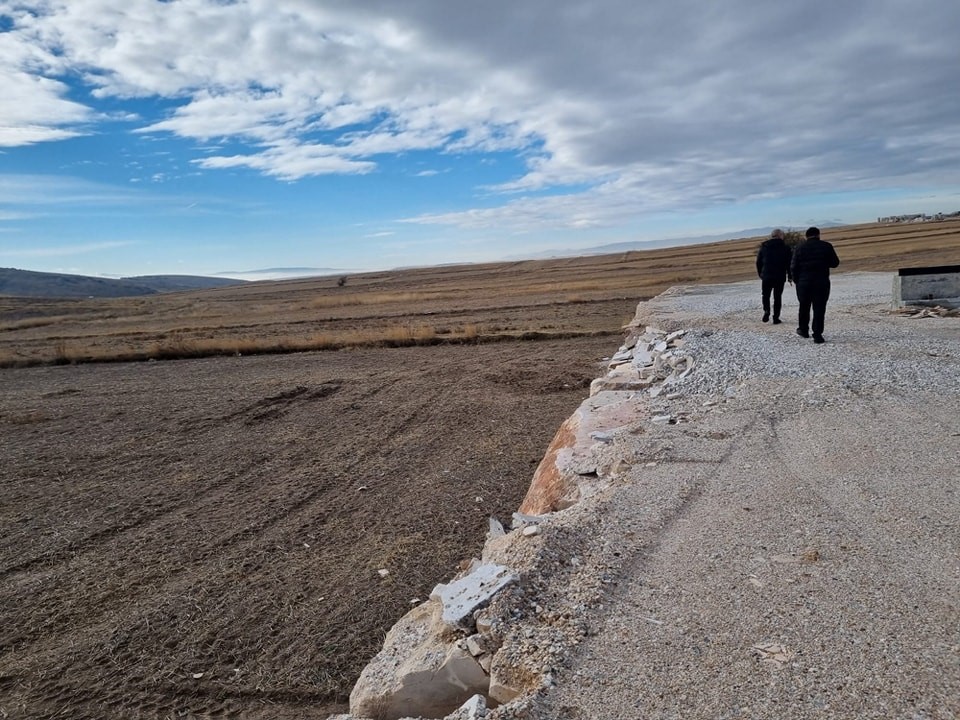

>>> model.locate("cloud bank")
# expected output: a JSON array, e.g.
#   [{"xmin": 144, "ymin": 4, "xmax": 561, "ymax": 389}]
[{"xmin": 2, "ymin": 0, "xmax": 959, "ymax": 231}]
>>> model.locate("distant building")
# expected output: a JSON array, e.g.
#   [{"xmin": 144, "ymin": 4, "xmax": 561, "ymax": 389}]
[{"xmin": 878, "ymin": 210, "xmax": 960, "ymax": 224}]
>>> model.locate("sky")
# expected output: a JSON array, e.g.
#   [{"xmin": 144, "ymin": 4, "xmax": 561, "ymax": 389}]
[{"xmin": 1, "ymin": 1, "xmax": 959, "ymax": 280}]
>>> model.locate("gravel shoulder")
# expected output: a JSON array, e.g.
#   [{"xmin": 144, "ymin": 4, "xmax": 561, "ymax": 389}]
[{"xmin": 507, "ymin": 272, "xmax": 959, "ymax": 719}]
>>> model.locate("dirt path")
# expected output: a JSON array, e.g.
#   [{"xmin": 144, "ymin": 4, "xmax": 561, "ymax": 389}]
[{"xmin": 0, "ymin": 335, "xmax": 618, "ymax": 719}]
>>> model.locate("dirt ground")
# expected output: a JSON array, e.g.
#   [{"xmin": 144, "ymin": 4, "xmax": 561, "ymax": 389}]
[{"xmin": 0, "ymin": 334, "xmax": 622, "ymax": 719}]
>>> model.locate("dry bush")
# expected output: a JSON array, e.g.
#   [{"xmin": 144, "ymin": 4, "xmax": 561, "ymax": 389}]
[
  {"xmin": 460, "ymin": 323, "xmax": 482, "ymax": 340},
  {"xmin": 382, "ymin": 324, "xmax": 437, "ymax": 346},
  {"xmin": 148, "ymin": 333, "xmax": 200, "ymax": 359},
  {"xmin": 310, "ymin": 291, "xmax": 454, "ymax": 309},
  {"xmin": 0, "ymin": 316, "xmax": 72, "ymax": 332}
]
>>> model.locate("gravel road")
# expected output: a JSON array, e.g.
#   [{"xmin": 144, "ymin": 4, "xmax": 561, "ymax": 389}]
[{"xmin": 512, "ymin": 272, "xmax": 960, "ymax": 719}]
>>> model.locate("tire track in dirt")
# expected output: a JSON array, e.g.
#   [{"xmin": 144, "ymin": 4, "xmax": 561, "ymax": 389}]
[
  {"xmin": 0, "ymin": 337, "xmax": 617, "ymax": 716},
  {"xmin": 0, "ymin": 379, "xmax": 353, "ymax": 582}
]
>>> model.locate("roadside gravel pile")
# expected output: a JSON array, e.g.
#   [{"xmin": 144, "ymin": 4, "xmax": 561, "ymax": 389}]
[{"xmin": 647, "ymin": 272, "xmax": 960, "ymax": 399}]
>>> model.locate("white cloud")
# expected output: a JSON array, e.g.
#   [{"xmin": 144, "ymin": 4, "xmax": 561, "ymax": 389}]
[{"xmin": 1, "ymin": 0, "xmax": 959, "ymax": 230}]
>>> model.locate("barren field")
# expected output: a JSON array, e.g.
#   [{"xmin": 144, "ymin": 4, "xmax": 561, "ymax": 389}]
[
  {"xmin": 0, "ymin": 338, "xmax": 619, "ymax": 719},
  {"xmin": 1, "ymin": 221, "xmax": 958, "ymax": 719}
]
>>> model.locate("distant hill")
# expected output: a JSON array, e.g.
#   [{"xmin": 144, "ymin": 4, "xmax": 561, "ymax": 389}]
[
  {"xmin": 122, "ymin": 275, "xmax": 246, "ymax": 292},
  {"xmin": 505, "ymin": 221, "xmax": 849, "ymax": 260},
  {"xmin": 0, "ymin": 268, "xmax": 245, "ymax": 298}
]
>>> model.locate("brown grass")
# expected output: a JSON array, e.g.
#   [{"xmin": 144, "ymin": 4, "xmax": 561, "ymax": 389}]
[{"xmin": 1, "ymin": 218, "xmax": 958, "ymax": 368}]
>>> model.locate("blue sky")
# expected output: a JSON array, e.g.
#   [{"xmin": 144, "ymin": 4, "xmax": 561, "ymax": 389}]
[{"xmin": 2, "ymin": 1, "xmax": 959, "ymax": 280}]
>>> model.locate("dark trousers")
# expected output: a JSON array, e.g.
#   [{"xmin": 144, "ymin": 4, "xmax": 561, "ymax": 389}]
[
  {"xmin": 761, "ymin": 279, "xmax": 786, "ymax": 319},
  {"xmin": 796, "ymin": 280, "xmax": 831, "ymax": 337}
]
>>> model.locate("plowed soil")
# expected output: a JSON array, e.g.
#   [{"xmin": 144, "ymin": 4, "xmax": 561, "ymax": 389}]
[{"xmin": 0, "ymin": 335, "xmax": 619, "ymax": 719}]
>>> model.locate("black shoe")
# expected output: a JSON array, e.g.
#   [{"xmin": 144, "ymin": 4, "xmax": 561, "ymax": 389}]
[
  {"xmin": 796, "ymin": 328, "xmax": 809, "ymax": 338},
  {"xmin": 813, "ymin": 335, "xmax": 825, "ymax": 344},
  {"xmin": 762, "ymin": 313, "xmax": 769, "ymax": 323},
  {"xmin": 772, "ymin": 317, "xmax": 782, "ymax": 325}
]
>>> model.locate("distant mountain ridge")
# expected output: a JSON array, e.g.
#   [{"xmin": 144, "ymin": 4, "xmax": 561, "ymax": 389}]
[
  {"xmin": 0, "ymin": 267, "xmax": 245, "ymax": 298},
  {"xmin": 506, "ymin": 221, "xmax": 848, "ymax": 260}
]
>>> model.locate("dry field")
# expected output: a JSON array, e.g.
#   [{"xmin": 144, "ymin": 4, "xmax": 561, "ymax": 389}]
[
  {"xmin": 1, "ymin": 221, "xmax": 958, "ymax": 719},
  {"xmin": 3, "ymin": 219, "xmax": 958, "ymax": 368}
]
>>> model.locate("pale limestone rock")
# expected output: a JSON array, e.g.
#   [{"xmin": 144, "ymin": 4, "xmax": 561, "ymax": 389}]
[
  {"xmin": 465, "ymin": 632, "xmax": 498, "ymax": 658},
  {"xmin": 349, "ymin": 602, "xmax": 489, "ymax": 720},
  {"xmin": 510, "ymin": 511, "xmax": 541, "ymax": 528},
  {"xmin": 631, "ymin": 347, "xmax": 654, "ymax": 367},
  {"xmin": 447, "ymin": 694, "xmax": 488, "ymax": 720},
  {"xmin": 589, "ymin": 430, "xmax": 614, "ymax": 443},
  {"xmin": 590, "ymin": 370, "xmax": 652, "ymax": 396},
  {"xmin": 431, "ymin": 563, "xmax": 518, "ymax": 630}
]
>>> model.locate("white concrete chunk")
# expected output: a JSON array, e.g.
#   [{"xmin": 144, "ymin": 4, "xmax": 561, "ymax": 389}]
[{"xmin": 431, "ymin": 564, "xmax": 518, "ymax": 630}]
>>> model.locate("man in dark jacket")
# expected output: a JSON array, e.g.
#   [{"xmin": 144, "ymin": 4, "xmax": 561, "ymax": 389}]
[
  {"xmin": 755, "ymin": 228, "xmax": 792, "ymax": 323},
  {"xmin": 790, "ymin": 226, "xmax": 840, "ymax": 344}
]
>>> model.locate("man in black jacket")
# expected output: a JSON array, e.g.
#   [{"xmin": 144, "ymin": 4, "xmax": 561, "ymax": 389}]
[
  {"xmin": 790, "ymin": 226, "xmax": 840, "ymax": 344},
  {"xmin": 755, "ymin": 228, "xmax": 792, "ymax": 323}
]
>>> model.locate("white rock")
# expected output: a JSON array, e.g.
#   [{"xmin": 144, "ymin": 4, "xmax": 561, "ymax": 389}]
[
  {"xmin": 521, "ymin": 525, "xmax": 541, "ymax": 537},
  {"xmin": 631, "ymin": 348, "xmax": 654, "ymax": 366},
  {"xmin": 511, "ymin": 512, "xmax": 541, "ymax": 529},
  {"xmin": 478, "ymin": 654, "xmax": 493, "ymax": 673},
  {"xmin": 459, "ymin": 694, "xmax": 488, "ymax": 719},
  {"xmin": 430, "ymin": 564, "xmax": 518, "ymax": 630},
  {"xmin": 465, "ymin": 633, "xmax": 497, "ymax": 658}
]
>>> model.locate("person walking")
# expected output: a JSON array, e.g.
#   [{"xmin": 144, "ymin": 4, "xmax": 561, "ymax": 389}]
[
  {"xmin": 791, "ymin": 226, "xmax": 840, "ymax": 344},
  {"xmin": 755, "ymin": 228, "xmax": 792, "ymax": 324}
]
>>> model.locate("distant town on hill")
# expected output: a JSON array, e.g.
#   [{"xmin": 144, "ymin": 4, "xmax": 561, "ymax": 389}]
[{"xmin": 878, "ymin": 211, "xmax": 960, "ymax": 224}]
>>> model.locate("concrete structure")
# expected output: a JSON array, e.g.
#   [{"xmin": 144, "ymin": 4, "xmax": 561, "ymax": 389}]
[{"xmin": 894, "ymin": 264, "xmax": 960, "ymax": 308}]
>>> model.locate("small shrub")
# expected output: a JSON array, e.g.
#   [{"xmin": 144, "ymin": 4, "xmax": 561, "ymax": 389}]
[{"xmin": 783, "ymin": 229, "xmax": 804, "ymax": 248}]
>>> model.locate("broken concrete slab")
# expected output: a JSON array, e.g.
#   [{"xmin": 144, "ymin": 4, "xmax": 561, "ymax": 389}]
[{"xmin": 431, "ymin": 563, "xmax": 518, "ymax": 631}]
